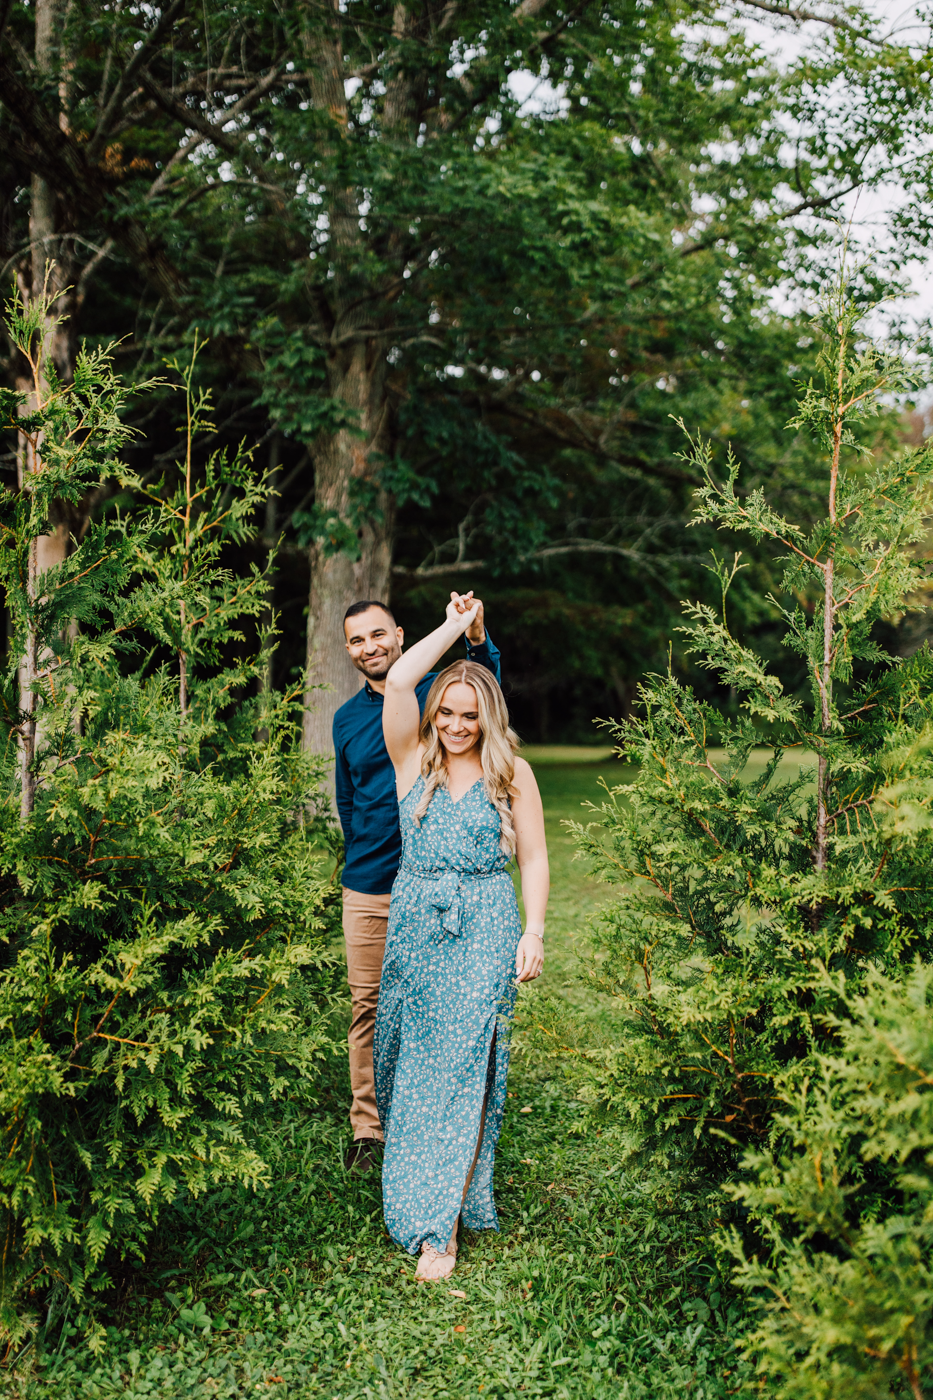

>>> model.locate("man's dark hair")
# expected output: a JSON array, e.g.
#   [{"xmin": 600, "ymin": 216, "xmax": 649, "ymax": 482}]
[{"xmin": 343, "ymin": 600, "xmax": 396, "ymax": 628}]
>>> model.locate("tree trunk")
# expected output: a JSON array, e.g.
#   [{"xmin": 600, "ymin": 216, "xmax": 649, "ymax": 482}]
[
  {"xmin": 813, "ymin": 328, "xmax": 844, "ymax": 874},
  {"xmin": 17, "ymin": 0, "xmax": 78, "ymax": 571},
  {"xmin": 299, "ymin": 1, "xmax": 399, "ymax": 759},
  {"xmin": 15, "ymin": 0, "xmax": 80, "ymax": 817},
  {"xmin": 301, "ymin": 348, "xmax": 394, "ymax": 757}
]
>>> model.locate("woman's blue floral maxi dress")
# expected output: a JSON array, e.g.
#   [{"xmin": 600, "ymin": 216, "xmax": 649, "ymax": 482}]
[{"xmin": 374, "ymin": 774, "xmax": 521, "ymax": 1256}]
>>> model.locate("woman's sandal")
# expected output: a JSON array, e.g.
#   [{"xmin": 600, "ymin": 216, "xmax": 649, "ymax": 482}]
[{"xmin": 415, "ymin": 1220, "xmax": 459, "ymax": 1281}]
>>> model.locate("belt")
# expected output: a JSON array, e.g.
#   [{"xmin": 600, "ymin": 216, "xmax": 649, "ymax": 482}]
[{"xmin": 400, "ymin": 863, "xmax": 506, "ymax": 939}]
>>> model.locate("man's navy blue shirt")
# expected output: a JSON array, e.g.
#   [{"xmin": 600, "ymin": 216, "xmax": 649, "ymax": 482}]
[{"xmin": 333, "ymin": 635, "xmax": 502, "ymax": 895}]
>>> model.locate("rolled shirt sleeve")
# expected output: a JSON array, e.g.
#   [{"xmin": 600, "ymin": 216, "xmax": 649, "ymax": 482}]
[{"xmin": 464, "ymin": 630, "xmax": 502, "ymax": 686}]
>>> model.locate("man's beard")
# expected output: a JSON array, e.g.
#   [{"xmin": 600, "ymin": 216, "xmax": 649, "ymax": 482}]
[{"xmin": 356, "ymin": 650, "xmax": 397, "ymax": 678}]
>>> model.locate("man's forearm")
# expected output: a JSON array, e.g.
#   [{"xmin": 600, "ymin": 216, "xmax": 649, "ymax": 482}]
[
  {"xmin": 333, "ymin": 745, "xmax": 354, "ymax": 842},
  {"xmin": 465, "ymin": 630, "xmax": 501, "ymax": 686}
]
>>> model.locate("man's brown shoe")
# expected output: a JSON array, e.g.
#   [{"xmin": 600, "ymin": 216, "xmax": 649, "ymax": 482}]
[{"xmin": 347, "ymin": 1139, "xmax": 384, "ymax": 1174}]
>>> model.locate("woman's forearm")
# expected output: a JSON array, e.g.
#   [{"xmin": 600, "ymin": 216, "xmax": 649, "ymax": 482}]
[
  {"xmin": 519, "ymin": 855, "xmax": 549, "ymax": 936},
  {"xmin": 385, "ymin": 616, "xmax": 468, "ymax": 694}
]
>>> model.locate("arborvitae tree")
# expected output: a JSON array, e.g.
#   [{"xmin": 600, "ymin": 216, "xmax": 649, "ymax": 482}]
[
  {"xmin": 575, "ymin": 271, "xmax": 933, "ymax": 1171},
  {"xmin": 727, "ymin": 962, "xmax": 933, "ymax": 1398},
  {"xmin": 0, "ymin": 293, "xmax": 338, "ymax": 1345}
]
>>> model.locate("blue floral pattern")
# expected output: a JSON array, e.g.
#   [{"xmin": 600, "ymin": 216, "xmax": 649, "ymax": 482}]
[{"xmin": 374, "ymin": 774, "xmax": 521, "ymax": 1255}]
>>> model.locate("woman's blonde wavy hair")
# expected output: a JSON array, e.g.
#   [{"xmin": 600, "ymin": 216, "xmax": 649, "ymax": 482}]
[{"xmin": 412, "ymin": 661, "xmax": 519, "ymax": 855}]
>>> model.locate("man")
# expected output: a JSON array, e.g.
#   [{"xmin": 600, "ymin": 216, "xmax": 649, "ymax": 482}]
[{"xmin": 333, "ymin": 595, "xmax": 502, "ymax": 1171}]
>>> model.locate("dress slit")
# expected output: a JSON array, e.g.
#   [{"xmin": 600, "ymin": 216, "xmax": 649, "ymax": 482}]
[{"xmin": 460, "ymin": 1024, "xmax": 497, "ymax": 1214}]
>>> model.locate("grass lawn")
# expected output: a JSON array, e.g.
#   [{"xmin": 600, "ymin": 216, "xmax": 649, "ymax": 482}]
[{"xmin": 3, "ymin": 751, "xmax": 758, "ymax": 1400}]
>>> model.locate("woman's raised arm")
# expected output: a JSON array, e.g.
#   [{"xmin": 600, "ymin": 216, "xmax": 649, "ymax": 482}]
[{"xmin": 382, "ymin": 593, "xmax": 481, "ymax": 775}]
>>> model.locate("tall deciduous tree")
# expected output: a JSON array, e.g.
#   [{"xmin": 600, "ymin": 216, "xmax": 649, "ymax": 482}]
[{"xmin": 2, "ymin": 0, "xmax": 932, "ymax": 748}]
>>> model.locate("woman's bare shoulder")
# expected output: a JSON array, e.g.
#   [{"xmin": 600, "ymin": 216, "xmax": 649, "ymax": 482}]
[{"xmin": 511, "ymin": 754, "xmax": 538, "ymax": 790}]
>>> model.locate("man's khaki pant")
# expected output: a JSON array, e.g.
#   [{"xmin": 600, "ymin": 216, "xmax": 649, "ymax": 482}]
[{"xmin": 342, "ymin": 886, "xmax": 391, "ymax": 1141}]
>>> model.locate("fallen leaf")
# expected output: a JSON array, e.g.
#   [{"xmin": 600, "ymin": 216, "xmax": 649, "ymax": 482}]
[
  {"xmin": 249, "ymin": 1288, "xmax": 269, "ymax": 1297},
  {"xmin": 448, "ymin": 1288, "xmax": 467, "ymax": 1298},
  {"xmin": 267, "ymin": 1378, "xmax": 284, "ymax": 1385},
  {"xmin": 454, "ymin": 1324, "xmax": 466, "ymax": 1333}
]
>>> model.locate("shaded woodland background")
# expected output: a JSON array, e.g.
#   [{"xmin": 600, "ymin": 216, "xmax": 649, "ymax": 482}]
[{"xmin": 4, "ymin": 0, "xmax": 933, "ymax": 745}]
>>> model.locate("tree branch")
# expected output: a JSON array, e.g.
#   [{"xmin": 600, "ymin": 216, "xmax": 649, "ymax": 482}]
[
  {"xmin": 394, "ymin": 538, "xmax": 699, "ymax": 577},
  {"xmin": 0, "ymin": 57, "xmax": 186, "ymax": 307},
  {"xmin": 736, "ymin": 0, "xmax": 884, "ymax": 43},
  {"xmin": 136, "ymin": 69, "xmax": 247, "ymax": 157},
  {"xmin": 442, "ymin": 0, "xmax": 594, "ymax": 133},
  {"xmin": 461, "ymin": 389, "xmax": 702, "ymax": 487},
  {"xmin": 627, "ymin": 180, "xmax": 868, "ymax": 292},
  {"xmin": 87, "ymin": 0, "xmax": 189, "ymax": 160}
]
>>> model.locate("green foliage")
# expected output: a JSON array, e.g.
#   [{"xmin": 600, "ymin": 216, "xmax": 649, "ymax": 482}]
[
  {"xmin": 0, "ymin": 782, "xmax": 757, "ymax": 1397},
  {"xmin": 727, "ymin": 962, "xmax": 933, "ymax": 1399},
  {"xmin": 0, "ymin": 292, "xmax": 144, "ymax": 657},
  {"xmin": 0, "ymin": 1079, "xmax": 754, "ymax": 1398},
  {"xmin": 9, "ymin": 0, "xmax": 933, "ymax": 738},
  {"xmin": 0, "ymin": 297, "xmax": 339, "ymax": 1343},
  {"xmin": 573, "ymin": 275, "xmax": 933, "ymax": 1172}
]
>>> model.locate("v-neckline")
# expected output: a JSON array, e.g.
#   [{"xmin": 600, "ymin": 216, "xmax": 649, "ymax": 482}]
[{"xmin": 447, "ymin": 777, "xmax": 482, "ymax": 806}]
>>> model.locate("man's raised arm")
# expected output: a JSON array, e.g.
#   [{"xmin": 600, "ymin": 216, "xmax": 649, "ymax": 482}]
[{"xmin": 460, "ymin": 594, "xmax": 502, "ymax": 685}]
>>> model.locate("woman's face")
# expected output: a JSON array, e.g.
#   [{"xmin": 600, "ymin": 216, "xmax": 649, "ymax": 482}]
[{"xmin": 435, "ymin": 682, "xmax": 481, "ymax": 757}]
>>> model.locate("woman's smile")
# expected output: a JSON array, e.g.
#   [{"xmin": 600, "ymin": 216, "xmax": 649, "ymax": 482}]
[{"xmin": 436, "ymin": 680, "xmax": 482, "ymax": 753}]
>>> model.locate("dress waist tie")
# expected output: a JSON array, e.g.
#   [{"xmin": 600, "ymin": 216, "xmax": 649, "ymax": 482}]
[{"xmin": 399, "ymin": 864, "xmax": 506, "ymax": 940}]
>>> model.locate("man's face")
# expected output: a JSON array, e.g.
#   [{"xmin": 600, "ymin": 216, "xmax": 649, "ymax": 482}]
[{"xmin": 344, "ymin": 606, "xmax": 404, "ymax": 681}]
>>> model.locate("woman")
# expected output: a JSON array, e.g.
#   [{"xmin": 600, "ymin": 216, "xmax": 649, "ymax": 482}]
[{"xmin": 375, "ymin": 592, "xmax": 549, "ymax": 1281}]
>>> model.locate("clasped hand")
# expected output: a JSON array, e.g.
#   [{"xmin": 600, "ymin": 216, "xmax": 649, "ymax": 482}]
[{"xmin": 446, "ymin": 589, "xmax": 483, "ymax": 637}]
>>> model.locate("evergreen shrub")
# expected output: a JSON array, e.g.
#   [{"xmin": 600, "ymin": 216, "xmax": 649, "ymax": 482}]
[
  {"xmin": 573, "ymin": 274, "xmax": 933, "ymax": 1389},
  {"xmin": 573, "ymin": 277, "xmax": 933, "ymax": 1158},
  {"xmin": 726, "ymin": 961, "xmax": 933, "ymax": 1398},
  {"xmin": 0, "ymin": 295, "xmax": 339, "ymax": 1343}
]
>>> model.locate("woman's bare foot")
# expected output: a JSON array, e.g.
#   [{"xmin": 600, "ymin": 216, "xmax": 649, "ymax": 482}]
[
  {"xmin": 415, "ymin": 1245, "xmax": 456, "ymax": 1281},
  {"xmin": 415, "ymin": 1219, "xmax": 459, "ymax": 1281}
]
